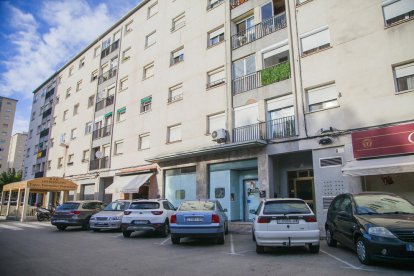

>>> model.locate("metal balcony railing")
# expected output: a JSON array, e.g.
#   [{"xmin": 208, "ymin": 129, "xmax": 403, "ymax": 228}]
[
  {"xmin": 34, "ymin": 171, "xmax": 44, "ymax": 178},
  {"xmin": 232, "ymin": 61, "xmax": 290, "ymax": 95},
  {"xmin": 95, "ymin": 95, "xmax": 114, "ymax": 112},
  {"xmin": 232, "ymin": 13, "xmax": 287, "ymax": 50},
  {"xmin": 101, "ymin": 40, "xmax": 119, "ymax": 59},
  {"xmin": 45, "ymin": 88, "xmax": 55, "ymax": 100},
  {"xmin": 207, "ymin": 0, "xmax": 224, "ymax": 10},
  {"xmin": 89, "ymin": 157, "xmax": 109, "ymax": 170},
  {"xmin": 92, "ymin": 125, "xmax": 112, "ymax": 141},
  {"xmin": 232, "ymin": 116, "xmax": 296, "ymax": 143},
  {"xmin": 98, "ymin": 68, "xmax": 117, "ymax": 85},
  {"xmin": 230, "ymin": 0, "xmax": 250, "ymax": 9}
]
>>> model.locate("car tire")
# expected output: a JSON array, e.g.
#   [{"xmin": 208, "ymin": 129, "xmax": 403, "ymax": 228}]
[
  {"xmin": 252, "ymin": 231, "xmax": 256, "ymax": 241},
  {"xmin": 309, "ymin": 244, "xmax": 320, "ymax": 254},
  {"xmin": 356, "ymin": 237, "xmax": 372, "ymax": 265},
  {"xmin": 123, "ymin": 231, "xmax": 132, "ymax": 238},
  {"xmin": 225, "ymin": 222, "xmax": 229, "ymax": 235},
  {"xmin": 56, "ymin": 225, "xmax": 66, "ymax": 231},
  {"xmin": 171, "ymin": 235, "xmax": 180, "ymax": 244},
  {"xmin": 92, "ymin": 229, "xmax": 100, "ymax": 232},
  {"xmin": 326, "ymin": 228, "xmax": 337, "ymax": 247},
  {"xmin": 256, "ymin": 243, "xmax": 265, "ymax": 254},
  {"xmin": 217, "ymin": 231, "xmax": 225, "ymax": 244},
  {"xmin": 160, "ymin": 222, "xmax": 170, "ymax": 237}
]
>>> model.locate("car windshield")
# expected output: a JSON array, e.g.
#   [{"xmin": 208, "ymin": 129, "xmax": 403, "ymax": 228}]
[
  {"xmin": 129, "ymin": 202, "xmax": 159, "ymax": 210},
  {"xmin": 179, "ymin": 201, "xmax": 215, "ymax": 211},
  {"xmin": 263, "ymin": 200, "xmax": 311, "ymax": 215},
  {"xmin": 104, "ymin": 201, "xmax": 130, "ymax": 211},
  {"xmin": 57, "ymin": 202, "xmax": 80, "ymax": 210},
  {"xmin": 354, "ymin": 194, "xmax": 414, "ymax": 215}
]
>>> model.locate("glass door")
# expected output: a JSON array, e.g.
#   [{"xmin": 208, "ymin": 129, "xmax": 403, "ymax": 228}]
[
  {"xmin": 244, "ymin": 179, "xmax": 261, "ymax": 221},
  {"xmin": 293, "ymin": 179, "xmax": 315, "ymax": 212}
]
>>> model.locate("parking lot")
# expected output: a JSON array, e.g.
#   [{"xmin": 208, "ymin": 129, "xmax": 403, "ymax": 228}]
[{"xmin": 0, "ymin": 220, "xmax": 413, "ymax": 276}]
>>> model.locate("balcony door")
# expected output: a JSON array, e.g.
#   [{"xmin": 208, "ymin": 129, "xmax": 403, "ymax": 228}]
[{"xmin": 267, "ymin": 95, "xmax": 295, "ymax": 139}]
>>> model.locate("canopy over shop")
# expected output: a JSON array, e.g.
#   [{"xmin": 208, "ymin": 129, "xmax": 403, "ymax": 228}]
[{"xmin": 0, "ymin": 177, "xmax": 78, "ymax": 222}]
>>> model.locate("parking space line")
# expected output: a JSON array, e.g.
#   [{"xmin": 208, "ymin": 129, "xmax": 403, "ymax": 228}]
[
  {"xmin": 225, "ymin": 234, "xmax": 243, "ymax": 256},
  {"xmin": 320, "ymin": 250, "xmax": 376, "ymax": 272},
  {"xmin": 154, "ymin": 237, "xmax": 170, "ymax": 245}
]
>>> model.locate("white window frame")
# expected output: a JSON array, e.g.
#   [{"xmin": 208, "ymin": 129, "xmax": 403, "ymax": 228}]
[
  {"xmin": 139, "ymin": 133, "xmax": 150, "ymax": 150},
  {"xmin": 382, "ymin": 0, "xmax": 414, "ymax": 27},
  {"xmin": 207, "ymin": 66, "xmax": 225, "ymax": 88},
  {"xmin": 125, "ymin": 20, "xmax": 133, "ymax": 33},
  {"xmin": 208, "ymin": 26, "xmax": 225, "ymax": 47},
  {"xmin": 148, "ymin": 2, "xmax": 158, "ymax": 18},
  {"xmin": 85, "ymin": 122, "xmax": 93, "ymax": 134},
  {"xmin": 117, "ymin": 107, "xmax": 126, "ymax": 122},
  {"xmin": 145, "ymin": 31, "xmax": 157, "ymax": 48},
  {"xmin": 168, "ymin": 124, "xmax": 182, "ymax": 143},
  {"xmin": 171, "ymin": 47, "xmax": 184, "ymax": 65},
  {"xmin": 394, "ymin": 61, "xmax": 414, "ymax": 93},
  {"xmin": 171, "ymin": 12, "xmax": 186, "ymax": 32},
  {"xmin": 207, "ymin": 112, "xmax": 226, "ymax": 134},
  {"xmin": 122, "ymin": 47, "xmax": 131, "ymax": 61},
  {"xmin": 114, "ymin": 140, "xmax": 124, "ymax": 155},
  {"xmin": 306, "ymin": 82, "xmax": 339, "ymax": 112},
  {"xmin": 119, "ymin": 76, "xmax": 128, "ymax": 91},
  {"xmin": 300, "ymin": 26, "xmax": 331, "ymax": 56},
  {"xmin": 70, "ymin": 128, "xmax": 77, "ymax": 140},
  {"xmin": 168, "ymin": 83, "xmax": 183, "ymax": 103},
  {"xmin": 143, "ymin": 62, "xmax": 155, "ymax": 79}
]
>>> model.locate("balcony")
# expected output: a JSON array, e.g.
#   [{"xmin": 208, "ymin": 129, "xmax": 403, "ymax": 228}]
[
  {"xmin": 95, "ymin": 95, "xmax": 114, "ymax": 112},
  {"xmin": 232, "ymin": 13, "xmax": 286, "ymax": 50},
  {"xmin": 89, "ymin": 157, "xmax": 109, "ymax": 170},
  {"xmin": 42, "ymin": 108, "xmax": 52, "ymax": 119},
  {"xmin": 232, "ymin": 61, "xmax": 290, "ymax": 95},
  {"xmin": 92, "ymin": 125, "xmax": 112, "ymax": 141},
  {"xmin": 34, "ymin": 171, "xmax": 44, "ymax": 178},
  {"xmin": 39, "ymin": 128, "xmax": 49, "ymax": 138},
  {"xmin": 230, "ymin": 0, "xmax": 249, "ymax": 9},
  {"xmin": 101, "ymin": 40, "xmax": 119, "ymax": 59},
  {"xmin": 232, "ymin": 116, "xmax": 296, "ymax": 143},
  {"xmin": 45, "ymin": 88, "xmax": 55, "ymax": 100},
  {"xmin": 36, "ymin": 149, "xmax": 47, "ymax": 159},
  {"xmin": 98, "ymin": 68, "xmax": 117, "ymax": 85}
]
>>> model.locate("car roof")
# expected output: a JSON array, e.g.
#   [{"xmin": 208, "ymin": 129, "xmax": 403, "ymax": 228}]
[
  {"xmin": 64, "ymin": 200, "xmax": 102, "ymax": 203},
  {"xmin": 130, "ymin": 199, "xmax": 164, "ymax": 203},
  {"xmin": 264, "ymin": 198, "xmax": 306, "ymax": 202}
]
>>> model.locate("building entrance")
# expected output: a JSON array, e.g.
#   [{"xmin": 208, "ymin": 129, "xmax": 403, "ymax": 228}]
[{"xmin": 288, "ymin": 170, "xmax": 315, "ymax": 211}]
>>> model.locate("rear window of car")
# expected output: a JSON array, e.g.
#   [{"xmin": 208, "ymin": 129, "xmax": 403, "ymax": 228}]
[
  {"xmin": 129, "ymin": 202, "xmax": 160, "ymax": 210},
  {"xmin": 57, "ymin": 202, "xmax": 80, "ymax": 210},
  {"xmin": 82, "ymin": 202, "xmax": 102, "ymax": 209},
  {"xmin": 179, "ymin": 201, "xmax": 215, "ymax": 211},
  {"xmin": 263, "ymin": 200, "xmax": 311, "ymax": 215},
  {"xmin": 104, "ymin": 201, "xmax": 130, "ymax": 211}
]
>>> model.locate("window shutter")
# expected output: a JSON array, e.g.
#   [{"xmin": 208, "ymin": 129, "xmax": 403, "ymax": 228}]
[
  {"xmin": 395, "ymin": 62, "xmax": 414, "ymax": 78},
  {"xmin": 383, "ymin": 0, "xmax": 413, "ymax": 20},
  {"xmin": 308, "ymin": 84, "xmax": 337, "ymax": 105},
  {"xmin": 301, "ymin": 28, "xmax": 330, "ymax": 53},
  {"xmin": 234, "ymin": 103, "xmax": 258, "ymax": 128},
  {"xmin": 209, "ymin": 113, "xmax": 225, "ymax": 132}
]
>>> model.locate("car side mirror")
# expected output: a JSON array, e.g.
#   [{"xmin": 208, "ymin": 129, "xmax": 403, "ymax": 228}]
[{"xmin": 223, "ymin": 208, "xmax": 228, "ymax": 212}]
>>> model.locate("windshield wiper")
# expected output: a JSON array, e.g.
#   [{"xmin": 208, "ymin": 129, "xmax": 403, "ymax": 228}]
[
  {"xmin": 382, "ymin": 211, "xmax": 413, "ymax": 215},
  {"xmin": 358, "ymin": 212, "xmax": 377, "ymax": 215}
]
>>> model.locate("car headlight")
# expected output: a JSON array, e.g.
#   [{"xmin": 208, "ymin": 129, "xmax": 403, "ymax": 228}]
[
  {"xmin": 368, "ymin": 227, "xmax": 397, "ymax": 238},
  {"xmin": 90, "ymin": 216, "xmax": 96, "ymax": 220},
  {"xmin": 110, "ymin": 216, "xmax": 121, "ymax": 220}
]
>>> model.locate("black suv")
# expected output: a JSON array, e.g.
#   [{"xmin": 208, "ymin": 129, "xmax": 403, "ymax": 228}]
[{"xmin": 325, "ymin": 192, "xmax": 414, "ymax": 265}]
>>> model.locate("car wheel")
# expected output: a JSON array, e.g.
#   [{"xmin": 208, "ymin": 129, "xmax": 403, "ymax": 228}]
[
  {"xmin": 256, "ymin": 243, "xmax": 265, "ymax": 254},
  {"xmin": 160, "ymin": 222, "xmax": 170, "ymax": 237},
  {"xmin": 309, "ymin": 244, "xmax": 320, "ymax": 254},
  {"xmin": 56, "ymin": 225, "xmax": 66, "ymax": 231},
  {"xmin": 92, "ymin": 229, "xmax": 100, "ymax": 232},
  {"xmin": 225, "ymin": 222, "xmax": 229, "ymax": 235},
  {"xmin": 123, "ymin": 231, "xmax": 132, "ymax": 238},
  {"xmin": 217, "ymin": 231, "xmax": 225, "ymax": 244},
  {"xmin": 171, "ymin": 235, "xmax": 180, "ymax": 244},
  {"xmin": 356, "ymin": 237, "xmax": 372, "ymax": 265},
  {"xmin": 252, "ymin": 230, "xmax": 256, "ymax": 242},
  {"xmin": 326, "ymin": 228, "xmax": 337, "ymax": 247}
]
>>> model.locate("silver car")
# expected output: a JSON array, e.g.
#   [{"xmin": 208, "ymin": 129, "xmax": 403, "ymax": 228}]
[{"xmin": 89, "ymin": 200, "xmax": 132, "ymax": 231}]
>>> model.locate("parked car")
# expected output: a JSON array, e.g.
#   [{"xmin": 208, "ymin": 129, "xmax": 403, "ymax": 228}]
[
  {"xmin": 325, "ymin": 192, "xmax": 414, "ymax": 265},
  {"xmin": 121, "ymin": 199, "xmax": 175, "ymax": 238},
  {"xmin": 89, "ymin": 200, "xmax": 132, "ymax": 231},
  {"xmin": 169, "ymin": 199, "xmax": 228, "ymax": 245},
  {"xmin": 253, "ymin": 198, "xmax": 320, "ymax": 254},
  {"xmin": 51, "ymin": 200, "xmax": 104, "ymax": 231}
]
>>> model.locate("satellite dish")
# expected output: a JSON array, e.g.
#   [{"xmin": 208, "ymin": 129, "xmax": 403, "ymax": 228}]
[{"xmin": 95, "ymin": 151, "xmax": 103, "ymax": 159}]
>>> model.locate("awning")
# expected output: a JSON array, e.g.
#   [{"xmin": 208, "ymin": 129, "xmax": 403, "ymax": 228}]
[
  {"xmin": 121, "ymin": 173, "xmax": 153, "ymax": 194},
  {"xmin": 342, "ymin": 155, "xmax": 414, "ymax": 176},
  {"xmin": 105, "ymin": 175, "xmax": 136, "ymax": 194},
  {"xmin": 2, "ymin": 177, "xmax": 78, "ymax": 192}
]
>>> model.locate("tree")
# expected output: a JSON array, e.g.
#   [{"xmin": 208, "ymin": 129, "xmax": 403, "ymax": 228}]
[{"xmin": 0, "ymin": 169, "xmax": 22, "ymax": 192}]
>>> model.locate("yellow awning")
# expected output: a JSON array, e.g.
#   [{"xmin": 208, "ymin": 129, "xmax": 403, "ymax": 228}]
[{"xmin": 3, "ymin": 177, "xmax": 78, "ymax": 192}]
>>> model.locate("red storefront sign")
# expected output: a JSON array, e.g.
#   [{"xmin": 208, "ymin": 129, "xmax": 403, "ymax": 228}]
[{"xmin": 352, "ymin": 123, "xmax": 414, "ymax": 159}]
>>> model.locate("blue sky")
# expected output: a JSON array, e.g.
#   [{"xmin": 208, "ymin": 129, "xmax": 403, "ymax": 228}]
[{"xmin": 0, "ymin": 0, "xmax": 140, "ymax": 134}]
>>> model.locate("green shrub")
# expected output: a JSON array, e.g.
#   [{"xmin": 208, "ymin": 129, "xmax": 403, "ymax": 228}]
[{"xmin": 261, "ymin": 62, "xmax": 290, "ymax": 86}]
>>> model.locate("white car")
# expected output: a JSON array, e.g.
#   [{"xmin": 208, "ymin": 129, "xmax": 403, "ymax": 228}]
[
  {"xmin": 253, "ymin": 198, "xmax": 320, "ymax": 254},
  {"xmin": 121, "ymin": 199, "xmax": 176, "ymax": 238}
]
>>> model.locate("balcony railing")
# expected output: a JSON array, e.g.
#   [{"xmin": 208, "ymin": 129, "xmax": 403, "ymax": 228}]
[
  {"xmin": 42, "ymin": 108, "xmax": 52, "ymax": 119},
  {"xmin": 101, "ymin": 40, "xmax": 119, "ymax": 59},
  {"xmin": 232, "ymin": 116, "xmax": 296, "ymax": 143},
  {"xmin": 230, "ymin": 0, "xmax": 250, "ymax": 9},
  {"xmin": 34, "ymin": 171, "xmax": 44, "ymax": 178},
  {"xmin": 167, "ymin": 93, "xmax": 183, "ymax": 103},
  {"xmin": 207, "ymin": 0, "xmax": 224, "ymax": 10},
  {"xmin": 98, "ymin": 68, "xmax": 117, "ymax": 85},
  {"xmin": 231, "ymin": 13, "xmax": 286, "ymax": 49},
  {"xmin": 45, "ymin": 88, "xmax": 55, "ymax": 100},
  {"xmin": 232, "ymin": 61, "xmax": 290, "ymax": 95},
  {"xmin": 92, "ymin": 125, "xmax": 112, "ymax": 140},
  {"xmin": 95, "ymin": 95, "xmax": 114, "ymax": 112},
  {"xmin": 39, "ymin": 128, "xmax": 49, "ymax": 138},
  {"xmin": 89, "ymin": 157, "xmax": 109, "ymax": 170}
]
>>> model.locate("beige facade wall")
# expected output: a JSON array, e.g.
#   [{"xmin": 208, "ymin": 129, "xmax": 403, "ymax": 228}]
[
  {"xmin": 7, "ymin": 132, "xmax": 27, "ymax": 172},
  {"xmin": 0, "ymin": 97, "xmax": 17, "ymax": 173}
]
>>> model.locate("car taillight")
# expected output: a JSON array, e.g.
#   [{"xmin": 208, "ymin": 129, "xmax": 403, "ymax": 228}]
[
  {"xmin": 304, "ymin": 216, "xmax": 317, "ymax": 222},
  {"xmin": 70, "ymin": 211, "xmax": 81, "ymax": 215},
  {"xmin": 170, "ymin": 214, "xmax": 177, "ymax": 223},
  {"xmin": 212, "ymin": 214, "xmax": 220, "ymax": 223},
  {"xmin": 124, "ymin": 211, "xmax": 131, "ymax": 215},
  {"xmin": 151, "ymin": 211, "xmax": 163, "ymax": 215},
  {"xmin": 257, "ymin": 216, "xmax": 271, "ymax": 223}
]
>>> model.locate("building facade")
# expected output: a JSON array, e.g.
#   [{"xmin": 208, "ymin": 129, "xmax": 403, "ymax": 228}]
[
  {"xmin": 25, "ymin": 0, "xmax": 414, "ymax": 230},
  {"xmin": 0, "ymin": 96, "xmax": 17, "ymax": 173},
  {"xmin": 7, "ymin": 132, "xmax": 28, "ymax": 172}
]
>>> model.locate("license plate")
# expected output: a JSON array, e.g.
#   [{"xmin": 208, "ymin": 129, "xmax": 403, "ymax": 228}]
[
  {"xmin": 96, "ymin": 222, "xmax": 107, "ymax": 225},
  {"xmin": 277, "ymin": 219, "xmax": 298, "ymax": 224},
  {"xmin": 406, "ymin": 244, "xmax": 414, "ymax": 251},
  {"xmin": 54, "ymin": 220, "xmax": 67, "ymax": 223},
  {"xmin": 133, "ymin": 220, "xmax": 148, "ymax": 225},
  {"xmin": 186, "ymin": 217, "xmax": 203, "ymax": 222}
]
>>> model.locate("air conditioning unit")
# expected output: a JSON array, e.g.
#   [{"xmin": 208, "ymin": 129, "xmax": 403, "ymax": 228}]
[{"xmin": 212, "ymin": 129, "xmax": 227, "ymax": 143}]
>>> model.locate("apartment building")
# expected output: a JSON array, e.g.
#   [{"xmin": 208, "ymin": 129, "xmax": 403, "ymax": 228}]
[
  {"xmin": 7, "ymin": 132, "xmax": 27, "ymax": 172},
  {"xmin": 0, "ymin": 96, "xmax": 18, "ymax": 173},
  {"xmin": 25, "ymin": 0, "xmax": 414, "ymax": 230}
]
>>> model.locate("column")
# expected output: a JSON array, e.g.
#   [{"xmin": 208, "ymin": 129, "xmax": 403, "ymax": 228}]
[
  {"xmin": 0, "ymin": 190, "xmax": 4, "ymax": 215},
  {"xmin": 6, "ymin": 191, "xmax": 12, "ymax": 217},
  {"xmin": 21, "ymin": 188, "xmax": 30, "ymax": 222},
  {"xmin": 16, "ymin": 189, "xmax": 22, "ymax": 218}
]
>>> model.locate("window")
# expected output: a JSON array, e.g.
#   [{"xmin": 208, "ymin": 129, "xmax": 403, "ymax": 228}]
[
  {"xmin": 68, "ymin": 66, "xmax": 74, "ymax": 76},
  {"xmin": 394, "ymin": 62, "xmax": 414, "ymax": 92},
  {"xmin": 31, "ymin": 111, "xmax": 36, "ymax": 120},
  {"xmin": 382, "ymin": 0, "xmax": 414, "ymax": 26},
  {"xmin": 208, "ymin": 112, "xmax": 225, "ymax": 134},
  {"xmin": 73, "ymin": 104, "xmax": 79, "ymax": 115},
  {"xmin": 66, "ymin": 87, "xmax": 71, "ymax": 98},
  {"xmin": 171, "ymin": 47, "xmax": 184, "ymax": 65},
  {"xmin": 94, "ymin": 46, "xmax": 100, "ymax": 57},
  {"xmin": 140, "ymin": 96, "xmax": 152, "ymax": 113},
  {"xmin": 88, "ymin": 95, "xmax": 95, "ymax": 108},
  {"xmin": 232, "ymin": 55, "xmax": 256, "ymax": 79},
  {"xmin": 234, "ymin": 103, "xmax": 258, "ymax": 128},
  {"xmin": 125, "ymin": 20, "xmax": 133, "ymax": 33},
  {"xmin": 143, "ymin": 62, "xmax": 154, "ymax": 79},
  {"xmin": 266, "ymin": 95, "xmax": 295, "ymax": 138},
  {"xmin": 79, "ymin": 57, "xmax": 85, "ymax": 68},
  {"xmin": 85, "ymin": 122, "xmax": 93, "ymax": 134},
  {"xmin": 236, "ymin": 16, "xmax": 255, "ymax": 46},
  {"xmin": 82, "ymin": 150, "xmax": 90, "ymax": 162},
  {"xmin": 171, "ymin": 13, "xmax": 185, "ymax": 32},
  {"xmin": 307, "ymin": 83, "xmax": 339, "ymax": 112},
  {"xmin": 119, "ymin": 77, "xmax": 128, "ymax": 91},
  {"xmin": 207, "ymin": 67, "xmax": 225, "ymax": 88},
  {"xmin": 117, "ymin": 107, "xmax": 126, "ymax": 122},
  {"xmin": 208, "ymin": 26, "xmax": 224, "ymax": 47},
  {"xmin": 168, "ymin": 83, "xmax": 183, "ymax": 103},
  {"xmin": 67, "ymin": 154, "xmax": 74, "ymax": 165},
  {"xmin": 63, "ymin": 110, "xmax": 68, "ymax": 121},
  {"xmin": 168, "ymin": 124, "xmax": 182, "ymax": 143},
  {"xmin": 60, "ymin": 133, "xmax": 66, "ymax": 144},
  {"xmin": 148, "ymin": 2, "xmax": 158, "ymax": 18},
  {"xmin": 262, "ymin": 43, "xmax": 289, "ymax": 68},
  {"xmin": 103, "ymin": 144, "xmax": 110, "ymax": 157},
  {"xmin": 122, "ymin": 47, "xmax": 131, "ymax": 61},
  {"xmin": 58, "ymin": 157, "xmax": 63, "ymax": 168},
  {"xmin": 139, "ymin": 133, "xmax": 150, "ymax": 150},
  {"xmin": 208, "ymin": 0, "xmax": 224, "ymax": 10},
  {"xmin": 91, "ymin": 70, "xmax": 98, "ymax": 82},
  {"xmin": 70, "ymin": 128, "xmax": 77, "ymax": 140},
  {"xmin": 47, "ymin": 161, "xmax": 51, "ymax": 170},
  {"xmin": 114, "ymin": 140, "xmax": 124, "ymax": 155},
  {"xmin": 50, "ymin": 138, "xmax": 54, "ymax": 148},
  {"xmin": 300, "ymin": 27, "xmax": 331, "ymax": 56},
  {"xmin": 145, "ymin": 31, "xmax": 156, "ymax": 48},
  {"xmin": 102, "ymin": 37, "xmax": 111, "ymax": 50}
]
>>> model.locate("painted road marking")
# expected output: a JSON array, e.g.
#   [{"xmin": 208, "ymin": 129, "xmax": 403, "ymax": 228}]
[
  {"xmin": 225, "ymin": 234, "xmax": 243, "ymax": 256},
  {"xmin": 321, "ymin": 250, "xmax": 377, "ymax": 272},
  {"xmin": 0, "ymin": 224, "xmax": 24, "ymax": 231},
  {"xmin": 155, "ymin": 237, "xmax": 171, "ymax": 245},
  {"xmin": 30, "ymin": 222, "xmax": 54, "ymax": 227},
  {"xmin": 11, "ymin": 222, "xmax": 43, "ymax": 229}
]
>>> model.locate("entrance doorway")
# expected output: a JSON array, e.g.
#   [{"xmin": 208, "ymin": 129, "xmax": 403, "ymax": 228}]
[
  {"xmin": 244, "ymin": 179, "xmax": 261, "ymax": 221},
  {"xmin": 288, "ymin": 170, "xmax": 315, "ymax": 212}
]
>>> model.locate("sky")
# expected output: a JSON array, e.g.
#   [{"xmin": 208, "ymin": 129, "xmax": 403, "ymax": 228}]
[{"xmin": 0, "ymin": 0, "xmax": 140, "ymax": 134}]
